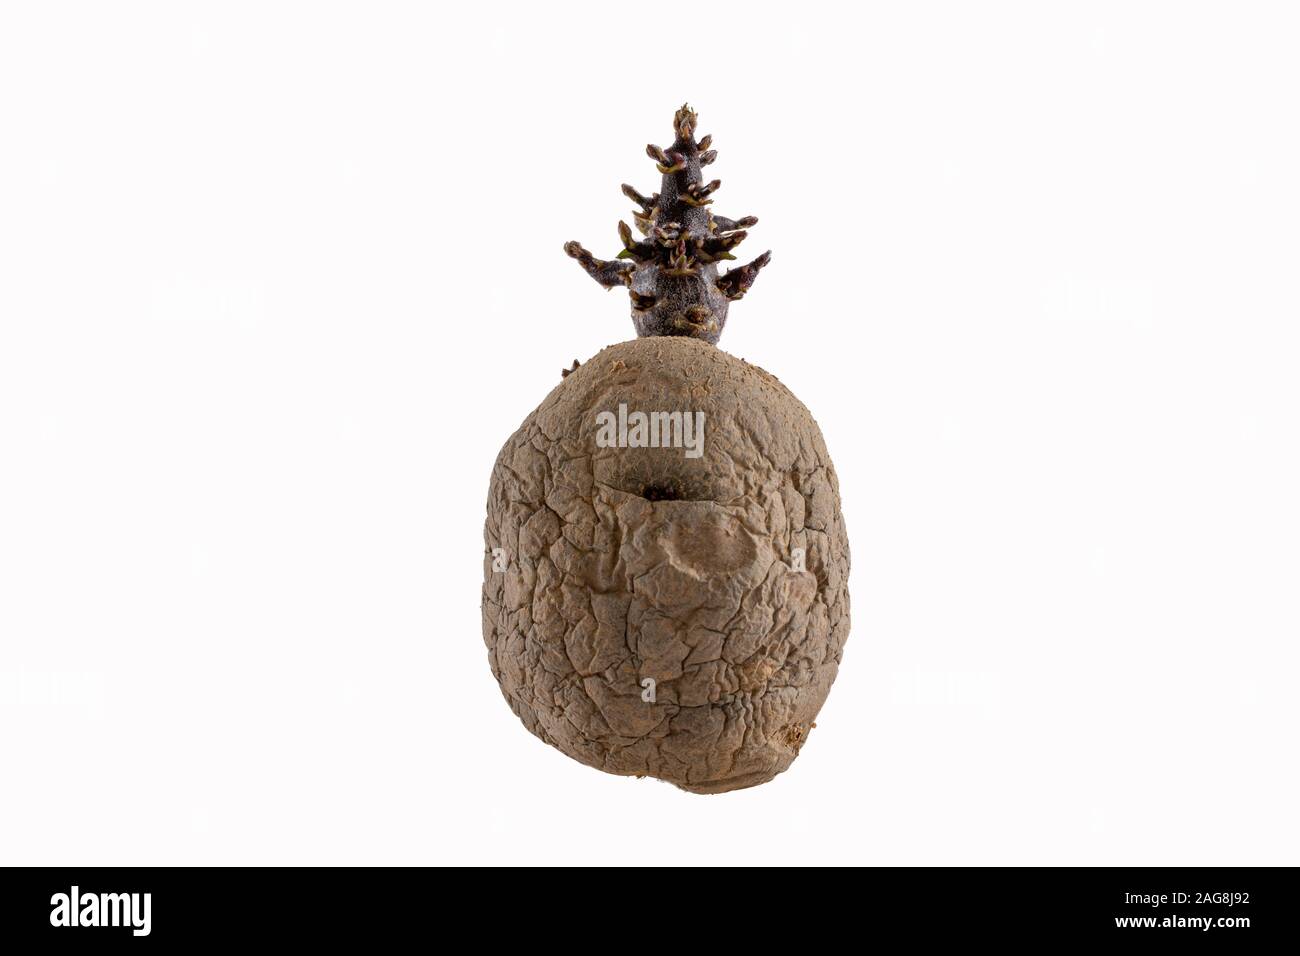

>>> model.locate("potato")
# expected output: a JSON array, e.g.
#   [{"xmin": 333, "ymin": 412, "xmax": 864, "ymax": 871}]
[{"xmin": 482, "ymin": 337, "xmax": 850, "ymax": 792}]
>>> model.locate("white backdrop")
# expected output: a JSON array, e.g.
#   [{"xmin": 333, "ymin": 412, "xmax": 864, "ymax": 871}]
[{"xmin": 2, "ymin": 1, "xmax": 1297, "ymax": 865}]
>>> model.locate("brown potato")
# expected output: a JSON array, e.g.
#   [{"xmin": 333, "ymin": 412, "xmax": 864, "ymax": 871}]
[{"xmin": 482, "ymin": 337, "xmax": 850, "ymax": 792}]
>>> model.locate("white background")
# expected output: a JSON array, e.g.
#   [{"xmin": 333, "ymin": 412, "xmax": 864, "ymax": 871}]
[{"xmin": 2, "ymin": 2, "xmax": 1297, "ymax": 866}]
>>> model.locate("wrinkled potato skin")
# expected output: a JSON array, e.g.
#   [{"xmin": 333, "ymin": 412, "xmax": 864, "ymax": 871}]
[{"xmin": 482, "ymin": 337, "xmax": 850, "ymax": 793}]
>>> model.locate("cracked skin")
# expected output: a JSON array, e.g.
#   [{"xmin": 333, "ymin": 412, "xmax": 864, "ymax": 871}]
[{"xmin": 482, "ymin": 336, "xmax": 850, "ymax": 793}]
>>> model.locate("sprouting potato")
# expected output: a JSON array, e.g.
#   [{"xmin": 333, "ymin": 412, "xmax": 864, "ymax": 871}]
[{"xmin": 482, "ymin": 107, "xmax": 850, "ymax": 793}]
